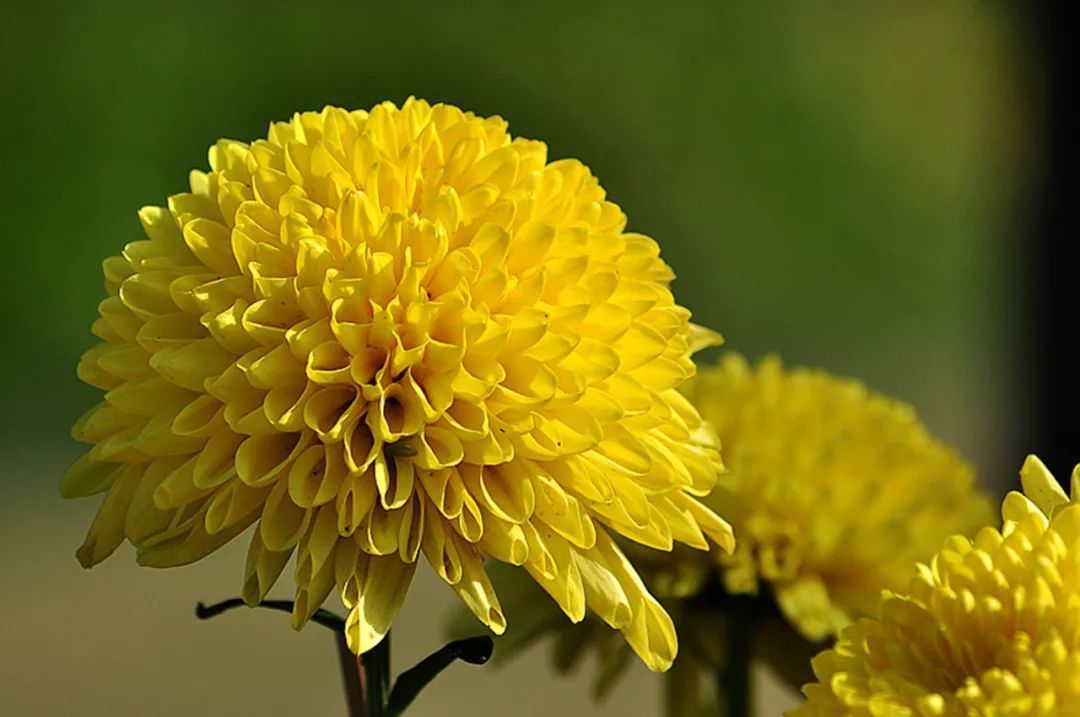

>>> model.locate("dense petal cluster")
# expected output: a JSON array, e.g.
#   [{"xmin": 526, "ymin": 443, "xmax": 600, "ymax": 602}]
[
  {"xmin": 686, "ymin": 354, "xmax": 991, "ymax": 640},
  {"xmin": 61, "ymin": 98, "xmax": 733, "ymax": 668},
  {"xmin": 795, "ymin": 456, "xmax": 1080, "ymax": 715}
]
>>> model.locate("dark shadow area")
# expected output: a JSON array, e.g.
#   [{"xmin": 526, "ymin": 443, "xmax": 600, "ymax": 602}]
[{"xmin": 1034, "ymin": 2, "xmax": 1078, "ymax": 483}]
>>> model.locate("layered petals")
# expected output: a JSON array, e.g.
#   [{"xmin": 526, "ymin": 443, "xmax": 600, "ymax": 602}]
[
  {"xmin": 794, "ymin": 456, "xmax": 1080, "ymax": 715},
  {"xmin": 62, "ymin": 98, "xmax": 732, "ymax": 669}
]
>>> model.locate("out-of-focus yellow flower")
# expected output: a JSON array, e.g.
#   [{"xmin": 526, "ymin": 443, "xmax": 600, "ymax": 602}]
[
  {"xmin": 60, "ymin": 98, "xmax": 733, "ymax": 669},
  {"xmin": 794, "ymin": 455, "xmax": 1080, "ymax": 715},
  {"xmin": 449, "ymin": 353, "xmax": 991, "ymax": 707},
  {"xmin": 689, "ymin": 354, "xmax": 992, "ymax": 641}
]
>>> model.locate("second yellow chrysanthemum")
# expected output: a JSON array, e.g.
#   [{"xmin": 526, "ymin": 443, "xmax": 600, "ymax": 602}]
[
  {"xmin": 61, "ymin": 98, "xmax": 733, "ymax": 670},
  {"xmin": 690, "ymin": 354, "xmax": 992, "ymax": 640}
]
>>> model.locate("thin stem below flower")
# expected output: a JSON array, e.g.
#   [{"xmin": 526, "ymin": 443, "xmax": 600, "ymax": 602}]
[
  {"xmin": 195, "ymin": 598, "xmax": 345, "ymax": 631},
  {"xmin": 336, "ymin": 632, "xmax": 367, "ymax": 717},
  {"xmin": 195, "ymin": 600, "xmax": 482, "ymax": 716},
  {"xmin": 364, "ymin": 631, "xmax": 391, "ymax": 717},
  {"xmin": 717, "ymin": 602, "xmax": 754, "ymax": 717},
  {"xmin": 386, "ymin": 636, "xmax": 492, "ymax": 716},
  {"xmin": 664, "ymin": 653, "xmax": 703, "ymax": 716}
]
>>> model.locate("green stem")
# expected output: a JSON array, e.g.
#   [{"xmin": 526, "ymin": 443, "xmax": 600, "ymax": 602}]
[
  {"xmin": 335, "ymin": 630, "xmax": 391, "ymax": 717},
  {"xmin": 717, "ymin": 609, "xmax": 753, "ymax": 717},
  {"xmin": 335, "ymin": 633, "xmax": 367, "ymax": 717},
  {"xmin": 364, "ymin": 631, "xmax": 392, "ymax": 716},
  {"xmin": 664, "ymin": 654, "xmax": 703, "ymax": 716},
  {"xmin": 196, "ymin": 598, "xmax": 345, "ymax": 631}
]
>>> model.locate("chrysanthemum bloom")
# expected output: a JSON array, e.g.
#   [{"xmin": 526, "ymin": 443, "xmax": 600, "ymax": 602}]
[
  {"xmin": 794, "ymin": 455, "xmax": 1080, "ymax": 715},
  {"xmin": 61, "ymin": 98, "xmax": 734, "ymax": 669},
  {"xmin": 688, "ymin": 354, "xmax": 992, "ymax": 642}
]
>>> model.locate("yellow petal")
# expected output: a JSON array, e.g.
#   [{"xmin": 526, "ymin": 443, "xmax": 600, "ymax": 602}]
[
  {"xmin": 259, "ymin": 479, "xmax": 312, "ymax": 551},
  {"xmin": 60, "ymin": 454, "xmax": 124, "ymax": 499},
  {"xmin": 451, "ymin": 553, "xmax": 507, "ymax": 635},
  {"xmin": 243, "ymin": 532, "xmax": 293, "ymax": 605},
  {"xmin": 523, "ymin": 531, "xmax": 585, "ymax": 623},
  {"xmin": 344, "ymin": 554, "xmax": 417, "ymax": 654},
  {"xmin": 1019, "ymin": 454, "xmax": 1069, "ymax": 517},
  {"xmin": 76, "ymin": 464, "xmax": 141, "ymax": 568}
]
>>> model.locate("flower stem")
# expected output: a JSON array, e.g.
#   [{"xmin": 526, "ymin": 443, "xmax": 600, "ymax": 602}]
[
  {"xmin": 198, "ymin": 601, "xmax": 477, "ymax": 716},
  {"xmin": 336, "ymin": 631, "xmax": 392, "ymax": 717},
  {"xmin": 336, "ymin": 633, "xmax": 367, "ymax": 716},
  {"xmin": 717, "ymin": 607, "xmax": 754, "ymax": 717},
  {"xmin": 664, "ymin": 654, "xmax": 703, "ymax": 716},
  {"xmin": 366, "ymin": 631, "xmax": 391, "ymax": 716},
  {"xmin": 195, "ymin": 598, "xmax": 344, "ymax": 631}
]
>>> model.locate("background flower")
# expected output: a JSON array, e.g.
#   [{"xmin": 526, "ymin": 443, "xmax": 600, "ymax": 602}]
[
  {"xmin": 794, "ymin": 455, "xmax": 1080, "ymax": 715},
  {"xmin": 690, "ymin": 354, "xmax": 993, "ymax": 641},
  {"xmin": 60, "ymin": 99, "xmax": 732, "ymax": 669}
]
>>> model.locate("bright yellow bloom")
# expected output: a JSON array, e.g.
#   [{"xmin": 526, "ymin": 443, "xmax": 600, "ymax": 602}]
[
  {"xmin": 795, "ymin": 455, "xmax": 1080, "ymax": 715},
  {"xmin": 688, "ymin": 354, "xmax": 992, "ymax": 641},
  {"xmin": 60, "ymin": 98, "xmax": 733, "ymax": 668}
]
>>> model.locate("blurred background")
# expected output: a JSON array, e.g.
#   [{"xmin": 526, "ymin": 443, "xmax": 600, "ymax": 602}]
[{"xmin": 0, "ymin": 1, "xmax": 1057, "ymax": 714}]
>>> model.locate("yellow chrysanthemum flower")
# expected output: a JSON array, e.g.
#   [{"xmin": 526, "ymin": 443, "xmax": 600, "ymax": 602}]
[
  {"xmin": 61, "ymin": 98, "xmax": 733, "ymax": 669},
  {"xmin": 689, "ymin": 354, "xmax": 992, "ymax": 641},
  {"xmin": 795, "ymin": 455, "xmax": 1080, "ymax": 715}
]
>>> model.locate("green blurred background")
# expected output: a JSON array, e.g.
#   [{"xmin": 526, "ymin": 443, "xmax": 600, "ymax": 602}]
[{"xmin": 0, "ymin": 1, "xmax": 1041, "ymax": 715}]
